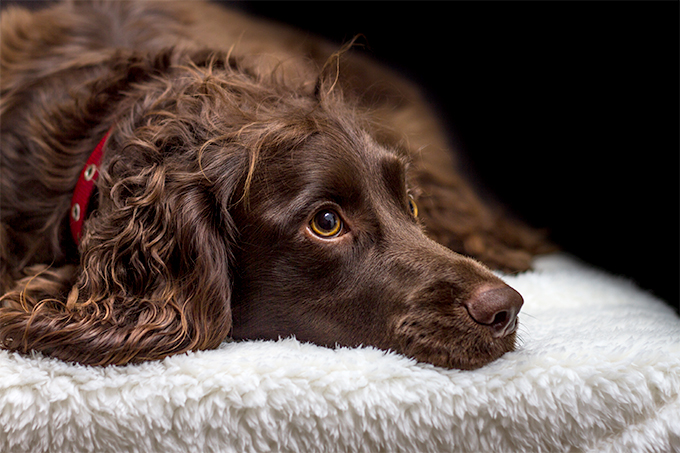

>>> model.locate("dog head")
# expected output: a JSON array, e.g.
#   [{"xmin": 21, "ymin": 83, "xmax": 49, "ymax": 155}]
[
  {"xmin": 3, "ymin": 49, "xmax": 522, "ymax": 369},
  {"xmin": 226, "ymin": 99, "xmax": 523, "ymax": 370}
]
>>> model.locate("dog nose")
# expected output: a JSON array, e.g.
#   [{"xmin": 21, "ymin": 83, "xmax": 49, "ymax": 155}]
[{"xmin": 464, "ymin": 284, "xmax": 524, "ymax": 338}]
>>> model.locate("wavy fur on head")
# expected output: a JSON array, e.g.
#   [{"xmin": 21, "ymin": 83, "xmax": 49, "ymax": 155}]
[{"xmin": 0, "ymin": 1, "xmax": 552, "ymax": 368}]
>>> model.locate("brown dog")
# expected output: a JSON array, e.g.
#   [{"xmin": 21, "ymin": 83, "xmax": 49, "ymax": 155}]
[{"xmin": 0, "ymin": 1, "xmax": 551, "ymax": 369}]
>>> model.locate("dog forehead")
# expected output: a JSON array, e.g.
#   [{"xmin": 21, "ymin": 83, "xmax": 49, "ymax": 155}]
[
  {"xmin": 293, "ymin": 130, "xmax": 407, "ymax": 197},
  {"xmin": 244, "ymin": 123, "xmax": 409, "ymax": 226}
]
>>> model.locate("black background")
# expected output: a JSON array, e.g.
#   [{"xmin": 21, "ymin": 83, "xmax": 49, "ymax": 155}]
[
  {"xmin": 4, "ymin": 1, "xmax": 678, "ymax": 313},
  {"xmin": 237, "ymin": 1, "xmax": 679, "ymax": 312}
]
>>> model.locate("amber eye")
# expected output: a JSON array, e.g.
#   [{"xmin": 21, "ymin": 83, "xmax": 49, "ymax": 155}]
[
  {"xmin": 408, "ymin": 195, "xmax": 418, "ymax": 218},
  {"xmin": 310, "ymin": 209, "xmax": 342, "ymax": 237}
]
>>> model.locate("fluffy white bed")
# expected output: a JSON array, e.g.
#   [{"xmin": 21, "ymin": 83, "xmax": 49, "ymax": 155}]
[{"xmin": 1, "ymin": 254, "xmax": 678, "ymax": 452}]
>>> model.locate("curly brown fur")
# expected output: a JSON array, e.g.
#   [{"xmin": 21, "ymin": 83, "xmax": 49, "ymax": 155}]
[{"xmin": 0, "ymin": 1, "xmax": 553, "ymax": 368}]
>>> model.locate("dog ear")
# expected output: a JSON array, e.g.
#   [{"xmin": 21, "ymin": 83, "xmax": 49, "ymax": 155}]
[
  {"xmin": 0, "ymin": 45, "xmax": 256, "ymax": 365},
  {"xmin": 0, "ymin": 133, "xmax": 243, "ymax": 366}
]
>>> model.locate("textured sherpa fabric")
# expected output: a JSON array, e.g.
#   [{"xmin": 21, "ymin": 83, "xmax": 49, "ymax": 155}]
[{"xmin": 1, "ymin": 254, "xmax": 679, "ymax": 453}]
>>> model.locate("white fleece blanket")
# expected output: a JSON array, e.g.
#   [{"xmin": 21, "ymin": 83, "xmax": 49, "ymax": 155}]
[{"xmin": 1, "ymin": 254, "xmax": 678, "ymax": 452}]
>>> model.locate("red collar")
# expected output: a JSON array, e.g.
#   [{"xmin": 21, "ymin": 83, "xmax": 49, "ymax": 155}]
[{"xmin": 70, "ymin": 131, "xmax": 110, "ymax": 245}]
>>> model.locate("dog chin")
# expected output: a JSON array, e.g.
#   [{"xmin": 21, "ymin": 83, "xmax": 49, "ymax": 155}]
[{"xmin": 397, "ymin": 330, "xmax": 518, "ymax": 370}]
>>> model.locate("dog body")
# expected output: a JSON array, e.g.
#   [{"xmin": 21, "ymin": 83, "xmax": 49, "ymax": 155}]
[{"xmin": 0, "ymin": 1, "xmax": 550, "ymax": 369}]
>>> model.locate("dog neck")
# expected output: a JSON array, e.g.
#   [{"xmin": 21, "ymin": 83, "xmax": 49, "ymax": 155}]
[{"xmin": 69, "ymin": 131, "xmax": 111, "ymax": 245}]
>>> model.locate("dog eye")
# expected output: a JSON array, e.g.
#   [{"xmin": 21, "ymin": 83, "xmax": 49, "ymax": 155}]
[
  {"xmin": 408, "ymin": 195, "xmax": 418, "ymax": 218},
  {"xmin": 310, "ymin": 210, "xmax": 343, "ymax": 238}
]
